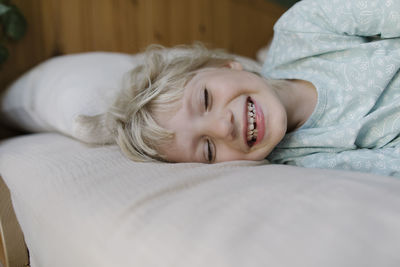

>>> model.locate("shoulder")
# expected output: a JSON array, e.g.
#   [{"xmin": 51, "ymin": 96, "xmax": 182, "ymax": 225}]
[{"xmin": 274, "ymin": 0, "xmax": 339, "ymax": 33}]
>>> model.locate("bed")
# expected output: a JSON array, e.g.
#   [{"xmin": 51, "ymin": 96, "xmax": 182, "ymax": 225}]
[
  {"xmin": 1, "ymin": 53, "xmax": 400, "ymax": 267},
  {"xmin": 1, "ymin": 131, "xmax": 400, "ymax": 267},
  {"xmin": 1, "ymin": 1, "xmax": 400, "ymax": 267}
]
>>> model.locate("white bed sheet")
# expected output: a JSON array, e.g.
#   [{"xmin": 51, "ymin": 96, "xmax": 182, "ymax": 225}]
[{"xmin": 1, "ymin": 133, "xmax": 400, "ymax": 267}]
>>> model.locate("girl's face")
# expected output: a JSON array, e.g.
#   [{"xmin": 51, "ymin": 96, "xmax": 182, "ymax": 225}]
[{"xmin": 156, "ymin": 62, "xmax": 288, "ymax": 163}]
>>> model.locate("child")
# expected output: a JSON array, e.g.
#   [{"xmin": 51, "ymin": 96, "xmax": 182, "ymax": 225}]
[{"xmin": 84, "ymin": 0, "xmax": 400, "ymax": 177}]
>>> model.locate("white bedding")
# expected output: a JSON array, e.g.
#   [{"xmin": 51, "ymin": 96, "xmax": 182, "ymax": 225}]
[{"xmin": 1, "ymin": 133, "xmax": 400, "ymax": 267}]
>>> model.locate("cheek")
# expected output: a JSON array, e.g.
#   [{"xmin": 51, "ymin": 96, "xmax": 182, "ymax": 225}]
[
  {"xmin": 216, "ymin": 148, "xmax": 253, "ymax": 162},
  {"xmin": 214, "ymin": 90, "xmax": 237, "ymax": 103},
  {"xmin": 214, "ymin": 80, "xmax": 245, "ymax": 98},
  {"xmin": 214, "ymin": 146, "xmax": 241, "ymax": 162}
]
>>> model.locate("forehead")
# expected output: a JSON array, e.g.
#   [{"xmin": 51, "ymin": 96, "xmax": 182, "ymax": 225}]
[
  {"xmin": 155, "ymin": 70, "xmax": 212, "ymax": 162},
  {"xmin": 156, "ymin": 67, "xmax": 219, "ymax": 118},
  {"xmin": 156, "ymin": 101, "xmax": 200, "ymax": 163}
]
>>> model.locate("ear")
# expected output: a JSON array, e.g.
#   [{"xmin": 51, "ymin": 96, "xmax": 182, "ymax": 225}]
[{"xmin": 225, "ymin": 61, "xmax": 243, "ymax": 70}]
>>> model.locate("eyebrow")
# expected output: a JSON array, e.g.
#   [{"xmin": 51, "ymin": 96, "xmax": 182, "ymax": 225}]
[
  {"xmin": 189, "ymin": 78, "xmax": 203, "ymax": 114},
  {"xmin": 186, "ymin": 79, "xmax": 208, "ymax": 163},
  {"xmin": 180, "ymin": 129, "xmax": 204, "ymax": 163},
  {"xmin": 195, "ymin": 139, "xmax": 205, "ymax": 163}
]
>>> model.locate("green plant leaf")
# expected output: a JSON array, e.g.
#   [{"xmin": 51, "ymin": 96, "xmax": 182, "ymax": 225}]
[
  {"xmin": 0, "ymin": 3, "xmax": 11, "ymax": 16},
  {"xmin": 0, "ymin": 44, "xmax": 9, "ymax": 64},
  {"xmin": 3, "ymin": 5, "xmax": 27, "ymax": 40}
]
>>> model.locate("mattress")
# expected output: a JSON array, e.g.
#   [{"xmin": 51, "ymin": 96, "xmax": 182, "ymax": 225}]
[{"xmin": 1, "ymin": 133, "xmax": 400, "ymax": 267}]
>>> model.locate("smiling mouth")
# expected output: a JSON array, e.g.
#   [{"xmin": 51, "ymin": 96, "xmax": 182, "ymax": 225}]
[{"xmin": 246, "ymin": 97, "xmax": 258, "ymax": 147}]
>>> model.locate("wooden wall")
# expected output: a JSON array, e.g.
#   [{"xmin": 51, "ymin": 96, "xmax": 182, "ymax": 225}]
[
  {"xmin": 0, "ymin": 239, "xmax": 5, "ymax": 267},
  {"xmin": 1, "ymin": 0, "xmax": 287, "ymax": 90}
]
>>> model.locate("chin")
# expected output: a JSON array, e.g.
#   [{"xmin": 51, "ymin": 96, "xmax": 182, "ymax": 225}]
[{"xmin": 248, "ymin": 148, "xmax": 271, "ymax": 161}]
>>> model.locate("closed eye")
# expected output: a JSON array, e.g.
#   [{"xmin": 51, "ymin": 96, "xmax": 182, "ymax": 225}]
[
  {"xmin": 205, "ymin": 139, "xmax": 215, "ymax": 163},
  {"xmin": 204, "ymin": 88, "xmax": 209, "ymax": 110}
]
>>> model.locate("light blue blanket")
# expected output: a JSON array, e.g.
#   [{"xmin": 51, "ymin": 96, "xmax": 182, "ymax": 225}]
[{"xmin": 263, "ymin": 0, "xmax": 400, "ymax": 177}]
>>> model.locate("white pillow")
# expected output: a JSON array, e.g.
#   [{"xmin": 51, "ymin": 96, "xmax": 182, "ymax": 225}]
[
  {"xmin": 0, "ymin": 51, "xmax": 261, "ymax": 142},
  {"xmin": 0, "ymin": 52, "xmax": 142, "ymax": 139}
]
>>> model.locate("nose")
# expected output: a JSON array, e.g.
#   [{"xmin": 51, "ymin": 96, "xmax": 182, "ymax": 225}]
[{"xmin": 205, "ymin": 109, "xmax": 235, "ymax": 141}]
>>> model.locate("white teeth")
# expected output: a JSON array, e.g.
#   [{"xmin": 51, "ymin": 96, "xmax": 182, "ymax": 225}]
[{"xmin": 246, "ymin": 100, "xmax": 257, "ymax": 143}]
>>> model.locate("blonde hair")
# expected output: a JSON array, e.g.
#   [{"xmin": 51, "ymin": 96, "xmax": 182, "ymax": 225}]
[{"xmin": 76, "ymin": 43, "xmax": 265, "ymax": 162}]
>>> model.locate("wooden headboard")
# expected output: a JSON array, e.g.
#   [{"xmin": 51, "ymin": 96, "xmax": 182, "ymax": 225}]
[
  {"xmin": 1, "ymin": 0, "xmax": 287, "ymax": 91},
  {"xmin": 0, "ymin": 175, "xmax": 29, "ymax": 267}
]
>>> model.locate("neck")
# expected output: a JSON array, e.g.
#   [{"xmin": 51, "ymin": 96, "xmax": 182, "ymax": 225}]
[{"xmin": 273, "ymin": 79, "xmax": 317, "ymax": 132}]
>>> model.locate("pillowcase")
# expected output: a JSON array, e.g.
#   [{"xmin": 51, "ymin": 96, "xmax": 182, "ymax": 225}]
[
  {"xmin": 0, "ymin": 52, "xmax": 142, "ymax": 138},
  {"xmin": 0, "ymin": 50, "xmax": 262, "ymax": 142}
]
